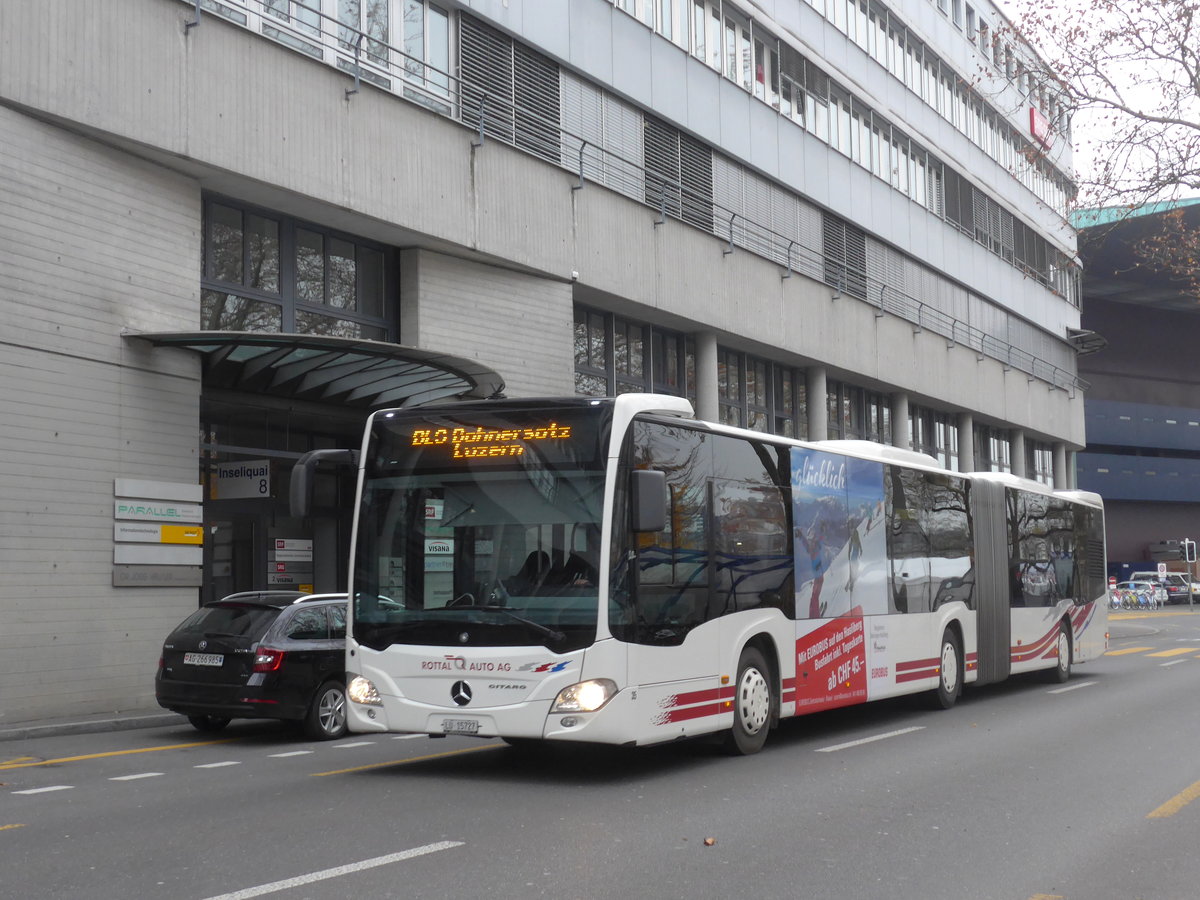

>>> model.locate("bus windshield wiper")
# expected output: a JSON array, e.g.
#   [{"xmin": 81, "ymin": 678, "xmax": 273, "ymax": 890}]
[{"xmin": 444, "ymin": 605, "xmax": 565, "ymax": 642}]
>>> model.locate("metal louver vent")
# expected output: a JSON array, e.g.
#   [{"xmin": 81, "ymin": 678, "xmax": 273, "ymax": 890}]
[
  {"xmin": 822, "ymin": 214, "xmax": 867, "ymax": 299},
  {"xmin": 460, "ymin": 14, "xmax": 514, "ymax": 143},
  {"xmin": 514, "ymin": 43, "xmax": 560, "ymax": 163},
  {"xmin": 679, "ymin": 133, "xmax": 713, "ymax": 231},
  {"xmin": 644, "ymin": 116, "xmax": 681, "ymax": 217}
]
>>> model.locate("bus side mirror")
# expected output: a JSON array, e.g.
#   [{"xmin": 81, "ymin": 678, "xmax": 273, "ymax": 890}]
[
  {"xmin": 630, "ymin": 469, "xmax": 667, "ymax": 533},
  {"xmin": 289, "ymin": 449, "xmax": 359, "ymax": 517}
]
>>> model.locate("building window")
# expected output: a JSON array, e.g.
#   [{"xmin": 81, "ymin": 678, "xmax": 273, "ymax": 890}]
[
  {"xmin": 1027, "ymin": 440, "xmax": 1054, "ymax": 485},
  {"xmin": 910, "ymin": 405, "xmax": 958, "ymax": 470},
  {"xmin": 574, "ymin": 306, "xmax": 695, "ymax": 401},
  {"xmin": 201, "ymin": 197, "xmax": 392, "ymax": 340},
  {"xmin": 402, "ymin": 1, "xmax": 451, "ymax": 99},
  {"xmin": 717, "ymin": 347, "xmax": 807, "ymax": 436},
  {"xmin": 335, "ymin": 0, "xmax": 389, "ymax": 67},
  {"xmin": 827, "ymin": 381, "xmax": 890, "ymax": 443},
  {"xmin": 974, "ymin": 425, "xmax": 1011, "ymax": 472},
  {"xmin": 717, "ymin": 348, "xmax": 744, "ymax": 427}
]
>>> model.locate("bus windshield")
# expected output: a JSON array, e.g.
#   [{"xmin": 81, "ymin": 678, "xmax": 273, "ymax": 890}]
[{"xmin": 352, "ymin": 404, "xmax": 611, "ymax": 653}]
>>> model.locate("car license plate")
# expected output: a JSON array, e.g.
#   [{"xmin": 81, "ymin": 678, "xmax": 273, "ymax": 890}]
[
  {"xmin": 441, "ymin": 718, "xmax": 480, "ymax": 735},
  {"xmin": 183, "ymin": 652, "xmax": 224, "ymax": 667}
]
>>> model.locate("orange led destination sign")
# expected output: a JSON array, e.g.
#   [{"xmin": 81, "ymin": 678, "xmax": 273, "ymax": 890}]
[{"xmin": 411, "ymin": 423, "xmax": 573, "ymax": 458}]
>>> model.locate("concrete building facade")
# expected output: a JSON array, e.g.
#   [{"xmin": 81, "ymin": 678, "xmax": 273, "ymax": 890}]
[{"xmin": 0, "ymin": 0, "xmax": 1083, "ymax": 723}]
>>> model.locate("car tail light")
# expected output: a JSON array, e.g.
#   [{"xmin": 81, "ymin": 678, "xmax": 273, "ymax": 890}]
[{"xmin": 252, "ymin": 647, "xmax": 285, "ymax": 673}]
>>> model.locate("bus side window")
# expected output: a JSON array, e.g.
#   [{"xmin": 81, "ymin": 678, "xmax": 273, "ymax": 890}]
[
  {"xmin": 628, "ymin": 420, "xmax": 712, "ymax": 645},
  {"xmin": 887, "ymin": 466, "xmax": 931, "ymax": 613},
  {"xmin": 928, "ymin": 474, "xmax": 973, "ymax": 611},
  {"xmin": 710, "ymin": 434, "xmax": 791, "ymax": 618}
]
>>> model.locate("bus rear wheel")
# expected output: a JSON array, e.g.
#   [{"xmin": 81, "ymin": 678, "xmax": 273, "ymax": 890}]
[
  {"xmin": 927, "ymin": 628, "xmax": 962, "ymax": 709},
  {"xmin": 723, "ymin": 647, "xmax": 773, "ymax": 756}
]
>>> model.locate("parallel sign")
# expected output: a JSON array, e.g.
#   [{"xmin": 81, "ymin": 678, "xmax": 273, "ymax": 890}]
[{"xmin": 114, "ymin": 500, "xmax": 203, "ymax": 524}]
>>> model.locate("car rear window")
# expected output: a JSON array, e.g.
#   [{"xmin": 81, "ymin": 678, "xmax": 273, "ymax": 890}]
[{"xmin": 174, "ymin": 603, "xmax": 281, "ymax": 638}]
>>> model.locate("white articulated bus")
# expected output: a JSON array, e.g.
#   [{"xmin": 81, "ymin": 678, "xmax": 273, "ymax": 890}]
[{"xmin": 292, "ymin": 393, "xmax": 1107, "ymax": 754}]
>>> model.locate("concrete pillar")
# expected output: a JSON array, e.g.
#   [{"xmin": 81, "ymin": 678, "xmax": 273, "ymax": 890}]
[
  {"xmin": 957, "ymin": 412, "xmax": 975, "ymax": 473},
  {"xmin": 890, "ymin": 392, "xmax": 909, "ymax": 449},
  {"xmin": 694, "ymin": 331, "xmax": 719, "ymax": 423},
  {"xmin": 1053, "ymin": 442, "xmax": 1069, "ymax": 490},
  {"xmin": 806, "ymin": 366, "xmax": 828, "ymax": 440},
  {"xmin": 1011, "ymin": 428, "xmax": 1027, "ymax": 478}
]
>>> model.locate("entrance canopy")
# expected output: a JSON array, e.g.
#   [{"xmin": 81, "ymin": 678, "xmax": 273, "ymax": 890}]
[{"xmin": 128, "ymin": 332, "xmax": 506, "ymax": 408}]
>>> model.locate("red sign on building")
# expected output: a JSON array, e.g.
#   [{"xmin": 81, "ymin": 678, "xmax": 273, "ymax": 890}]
[{"xmin": 1029, "ymin": 106, "xmax": 1053, "ymax": 149}]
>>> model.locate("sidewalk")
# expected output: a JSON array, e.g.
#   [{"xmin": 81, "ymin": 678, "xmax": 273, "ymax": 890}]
[
  {"xmin": 1109, "ymin": 604, "xmax": 1200, "ymax": 620},
  {"xmin": 0, "ymin": 709, "xmax": 187, "ymax": 743}
]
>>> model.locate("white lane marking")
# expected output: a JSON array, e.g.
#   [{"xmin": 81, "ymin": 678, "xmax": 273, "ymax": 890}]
[
  {"xmin": 268, "ymin": 751, "xmax": 314, "ymax": 758},
  {"xmin": 110, "ymin": 773, "xmax": 163, "ymax": 781},
  {"xmin": 815, "ymin": 726, "xmax": 924, "ymax": 753},
  {"xmin": 1161, "ymin": 660, "xmax": 1189, "ymax": 668},
  {"xmin": 392, "ymin": 734, "xmax": 425, "ymax": 740},
  {"xmin": 13, "ymin": 785, "xmax": 74, "ymax": 795},
  {"xmin": 199, "ymin": 841, "xmax": 465, "ymax": 900},
  {"xmin": 333, "ymin": 741, "xmax": 375, "ymax": 748},
  {"xmin": 1047, "ymin": 680, "xmax": 1096, "ymax": 694},
  {"xmin": 195, "ymin": 761, "xmax": 241, "ymax": 768}
]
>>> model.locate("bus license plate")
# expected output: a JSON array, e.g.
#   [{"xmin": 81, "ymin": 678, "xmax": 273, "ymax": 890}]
[
  {"xmin": 183, "ymin": 652, "xmax": 224, "ymax": 667},
  {"xmin": 441, "ymin": 718, "xmax": 480, "ymax": 735}
]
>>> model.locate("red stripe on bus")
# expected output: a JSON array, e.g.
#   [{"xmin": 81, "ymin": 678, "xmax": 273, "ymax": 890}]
[
  {"xmin": 657, "ymin": 702, "xmax": 726, "ymax": 724},
  {"xmin": 663, "ymin": 686, "xmax": 731, "ymax": 709},
  {"xmin": 1011, "ymin": 624, "xmax": 1059, "ymax": 662},
  {"xmin": 895, "ymin": 657, "xmax": 938, "ymax": 672}
]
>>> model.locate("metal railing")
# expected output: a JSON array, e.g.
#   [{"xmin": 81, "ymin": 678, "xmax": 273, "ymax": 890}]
[{"xmin": 178, "ymin": 0, "xmax": 1087, "ymax": 395}]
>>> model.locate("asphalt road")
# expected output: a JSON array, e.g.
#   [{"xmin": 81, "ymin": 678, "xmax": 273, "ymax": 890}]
[{"xmin": 4, "ymin": 609, "xmax": 1200, "ymax": 900}]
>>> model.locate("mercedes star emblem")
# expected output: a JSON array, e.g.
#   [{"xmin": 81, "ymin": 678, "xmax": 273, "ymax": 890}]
[{"xmin": 451, "ymin": 681, "xmax": 472, "ymax": 706}]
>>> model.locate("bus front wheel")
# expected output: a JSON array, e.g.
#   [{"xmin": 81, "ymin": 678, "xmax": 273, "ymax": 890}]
[
  {"xmin": 724, "ymin": 646, "xmax": 773, "ymax": 755},
  {"xmin": 928, "ymin": 629, "xmax": 962, "ymax": 709}
]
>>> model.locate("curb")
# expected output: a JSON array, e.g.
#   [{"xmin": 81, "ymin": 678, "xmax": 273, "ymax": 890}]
[{"xmin": 0, "ymin": 712, "xmax": 188, "ymax": 743}]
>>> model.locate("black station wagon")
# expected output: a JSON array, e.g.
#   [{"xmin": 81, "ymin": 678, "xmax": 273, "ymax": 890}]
[{"xmin": 155, "ymin": 591, "xmax": 348, "ymax": 740}]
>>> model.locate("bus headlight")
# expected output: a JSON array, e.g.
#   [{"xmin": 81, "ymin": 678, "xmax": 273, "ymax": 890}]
[
  {"xmin": 551, "ymin": 679, "xmax": 617, "ymax": 713},
  {"xmin": 347, "ymin": 675, "xmax": 382, "ymax": 706}
]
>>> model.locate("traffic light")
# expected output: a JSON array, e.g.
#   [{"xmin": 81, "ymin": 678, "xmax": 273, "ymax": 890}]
[{"xmin": 1183, "ymin": 539, "xmax": 1197, "ymax": 564}]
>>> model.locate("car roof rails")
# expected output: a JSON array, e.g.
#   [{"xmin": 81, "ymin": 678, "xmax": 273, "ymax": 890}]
[
  {"xmin": 293, "ymin": 592, "xmax": 349, "ymax": 604},
  {"xmin": 215, "ymin": 590, "xmax": 305, "ymax": 605}
]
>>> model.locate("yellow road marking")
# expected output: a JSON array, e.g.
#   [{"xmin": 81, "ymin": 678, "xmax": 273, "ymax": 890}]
[
  {"xmin": 0, "ymin": 757, "xmax": 37, "ymax": 766},
  {"xmin": 0, "ymin": 824, "xmax": 27, "ymax": 832},
  {"xmin": 1148, "ymin": 780, "xmax": 1200, "ymax": 818},
  {"xmin": 312, "ymin": 743, "xmax": 501, "ymax": 776},
  {"xmin": 1105, "ymin": 646, "xmax": 1153, "ymax": 656},
  {"xmin": 1148, "ymin": 648, "xmax": 1198, "ymax": 657},
  {"xmin": 0, "ymin": 738, "xmax": 239, "ymax": 771}
]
